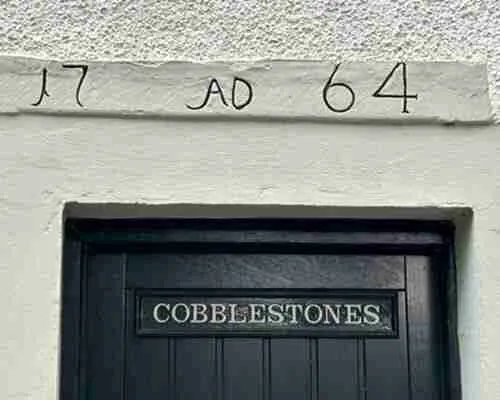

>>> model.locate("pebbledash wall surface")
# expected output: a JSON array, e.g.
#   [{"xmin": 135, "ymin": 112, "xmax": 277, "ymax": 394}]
[{"xmin": 1, "ymin": 1, "xmax": 500, "ymax": 400}]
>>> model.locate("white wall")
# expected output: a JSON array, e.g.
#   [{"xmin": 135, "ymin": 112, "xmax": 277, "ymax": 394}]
[
  {"xmin": 0, "ymin": 116, "xmax": 495, "ymax": 400},
  {"xmin": 0, "ymin": 2, "xmax": 497, "ymax": 400}
]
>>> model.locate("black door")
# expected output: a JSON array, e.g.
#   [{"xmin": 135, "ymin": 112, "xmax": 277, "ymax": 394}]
[{"xmin": 60, "ymin": 219, "xmax": 459, "ymax": 400}]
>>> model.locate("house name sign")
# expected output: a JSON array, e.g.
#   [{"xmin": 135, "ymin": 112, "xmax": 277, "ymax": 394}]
[{"xmin": 137, "ymin": 293, "xmax": 398, "ymax": 337}]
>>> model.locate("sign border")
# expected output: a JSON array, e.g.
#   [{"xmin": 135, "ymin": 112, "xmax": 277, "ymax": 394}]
[{"xmin": 134, "ymin": 289, "xmax": 400, "ymax": 338}]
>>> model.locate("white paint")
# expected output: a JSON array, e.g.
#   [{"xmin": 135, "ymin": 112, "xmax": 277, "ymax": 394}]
[
  {"xmin": 149, "ymin": 302, "xmax": 383, "ymax": 326},
  {"xmin": 0, "ymin": 58, "xmax": 492, "ymax": 123}
]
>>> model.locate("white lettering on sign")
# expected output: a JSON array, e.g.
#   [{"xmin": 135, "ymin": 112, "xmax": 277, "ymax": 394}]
[
  {"xmin": 151, "ymin": 302, "xmax": 382, "ymax": 326},
  {"xmin": 139, "ymin": 294, "xmax": 396, "ymax": 337},
  {"xmin": 364, "ymin": 304, "xmax": 382, "ymax": 325}
]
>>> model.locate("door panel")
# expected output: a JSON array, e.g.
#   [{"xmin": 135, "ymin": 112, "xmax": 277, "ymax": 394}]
[
  {"xmin": 84, "ymin": 253, "xmax": 126, "ymax": 400},
  {"xmin": 318, "ymin": 339, "xmax": 358, "ymax": 400},
  {"xmin": 406, "ymin": 256, "xmax": 443, "ymax": 400},
  {"xmin": 174, "ymin": 338, "xmax": 217, "ymax": 400},
  {"xmin": 126, "ymin": 253, "xmax": 405, "ymax": 289},
  {"xmin": 269, "ymin": 339, "xmax": 311, "ymax": 400},
  {"xmin": 223, "ymin": 339, "xmax": 264, "ymax": 400}
]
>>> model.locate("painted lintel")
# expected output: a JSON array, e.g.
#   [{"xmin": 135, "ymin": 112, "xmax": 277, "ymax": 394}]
[{"xmin": 0, "ymin": 57, "xmax": 492, "ymax": 124}]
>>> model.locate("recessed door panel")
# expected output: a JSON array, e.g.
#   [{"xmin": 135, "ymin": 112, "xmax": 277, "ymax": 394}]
[
  {"xmin": 318, "ymin": 339, "xmax": 359, "ymax": 400},
  {"xmin": 223, "ymin": 339, "xmax": 264, "ymax": 400},
  {"xmin": 126, "ymin": 253, "xmax": 405, "ymax": 289}
]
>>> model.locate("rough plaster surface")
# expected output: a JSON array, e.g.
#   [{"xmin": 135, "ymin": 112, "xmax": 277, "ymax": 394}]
[
  {"xmin": 0, "ymin": 0, "xmax": 499, "ymax": 120},
  {"xmin": 0, "ymin": 114, "xmax": 496, "ymax": 400}
]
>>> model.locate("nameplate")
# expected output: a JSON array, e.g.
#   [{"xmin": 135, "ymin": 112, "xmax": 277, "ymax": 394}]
[{"xmin": 136, "ymin": 291, "xmax": 397, "ymax": 337}]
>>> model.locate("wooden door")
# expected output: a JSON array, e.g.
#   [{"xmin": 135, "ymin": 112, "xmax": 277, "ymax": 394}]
[{"xmin": 60, "ymin": 220, "xmax": 458, "ymax": 400}]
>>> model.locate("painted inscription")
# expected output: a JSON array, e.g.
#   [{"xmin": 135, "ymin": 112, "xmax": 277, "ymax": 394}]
[
  {"xmin": 138, "ymin": 293, "xmax": 397, "ymax": 337},
  {"xmin": 323, "ymin": 62, "xmax": 418, "ymax": 113},
  {"xmin": 186, "ymin": 77, "xmax": 253, "ymax": 110},
  {"xmin": 32, "ymin": 64, "xmax": 88, "ymax": 107},
  {"xmin": 28, "ymin": 62, "xmax": 418, "ymax": 114}
]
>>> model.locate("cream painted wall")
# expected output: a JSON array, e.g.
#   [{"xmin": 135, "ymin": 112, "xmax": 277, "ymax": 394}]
[
  {"xmin": 0, "ymin": 115, "xmax": 496, "ymax": 400},
  {"xmin": 0, "ymin": 1, "xmax": 497, "ymax": 400}
]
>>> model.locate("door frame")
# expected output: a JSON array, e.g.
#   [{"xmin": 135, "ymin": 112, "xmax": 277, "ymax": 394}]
[{"xmin": 59, "ymin": 218, "xmax": 461, "ymax": 400}]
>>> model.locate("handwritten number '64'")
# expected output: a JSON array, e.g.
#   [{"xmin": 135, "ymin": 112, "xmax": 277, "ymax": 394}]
[{"xmin": 322, "ymin": 62, "xmax": 418, "ymax": 114}]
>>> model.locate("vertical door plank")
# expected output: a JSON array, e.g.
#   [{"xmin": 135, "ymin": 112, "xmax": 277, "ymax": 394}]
[
  {"xmin": 59, "ymin": 238, "xmax": 82, "ymax": 400},
  {"xmin": 223, "ymin": 339, "xmax": 264, "ymax": 400},
  {"xmin": 125, "ymin": 337, "xmax": 171, "ymax": 400},
  {"xmin": 318, "ymin": 340, "xmax": 358, "ymax": 400},
  {"xmin": 406, "ymin": 256, "xmax": 442, "ymax": 400},
  {"xmin": 125, "ymin": 293, "xmax": 171, "ymax": 400},
  {"xmin": 85, "ymin": 252, "xmax": 126, "ymax": 400},
  {"xmin": 174, "ymin": 338, "xmax": 217, "ymax": 400},
  {"xmin": 365, "ymin": 292, "xmax": 409, "ymax": 400},
  {"xmin": 270, "ymin": 339, "xmax": 311, "ymax": 400}
]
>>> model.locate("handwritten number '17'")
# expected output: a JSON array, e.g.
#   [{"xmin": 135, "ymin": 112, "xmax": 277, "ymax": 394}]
[
  {"xmin": 323, "ymin": 62, "xmax": 418, "ymax": 114},
  {"xmin": 32, "ymin": 64, "xmax": 88, "ymax": 107}
]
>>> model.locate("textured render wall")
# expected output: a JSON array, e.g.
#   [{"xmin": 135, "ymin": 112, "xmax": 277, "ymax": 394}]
[
  {"xmin": 0, "ymin": 116, "xmax": 495, "ymax": 400},
  {"xmin": 0, "ymin": 0, "xmax": 499, "ymax": 120}
]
